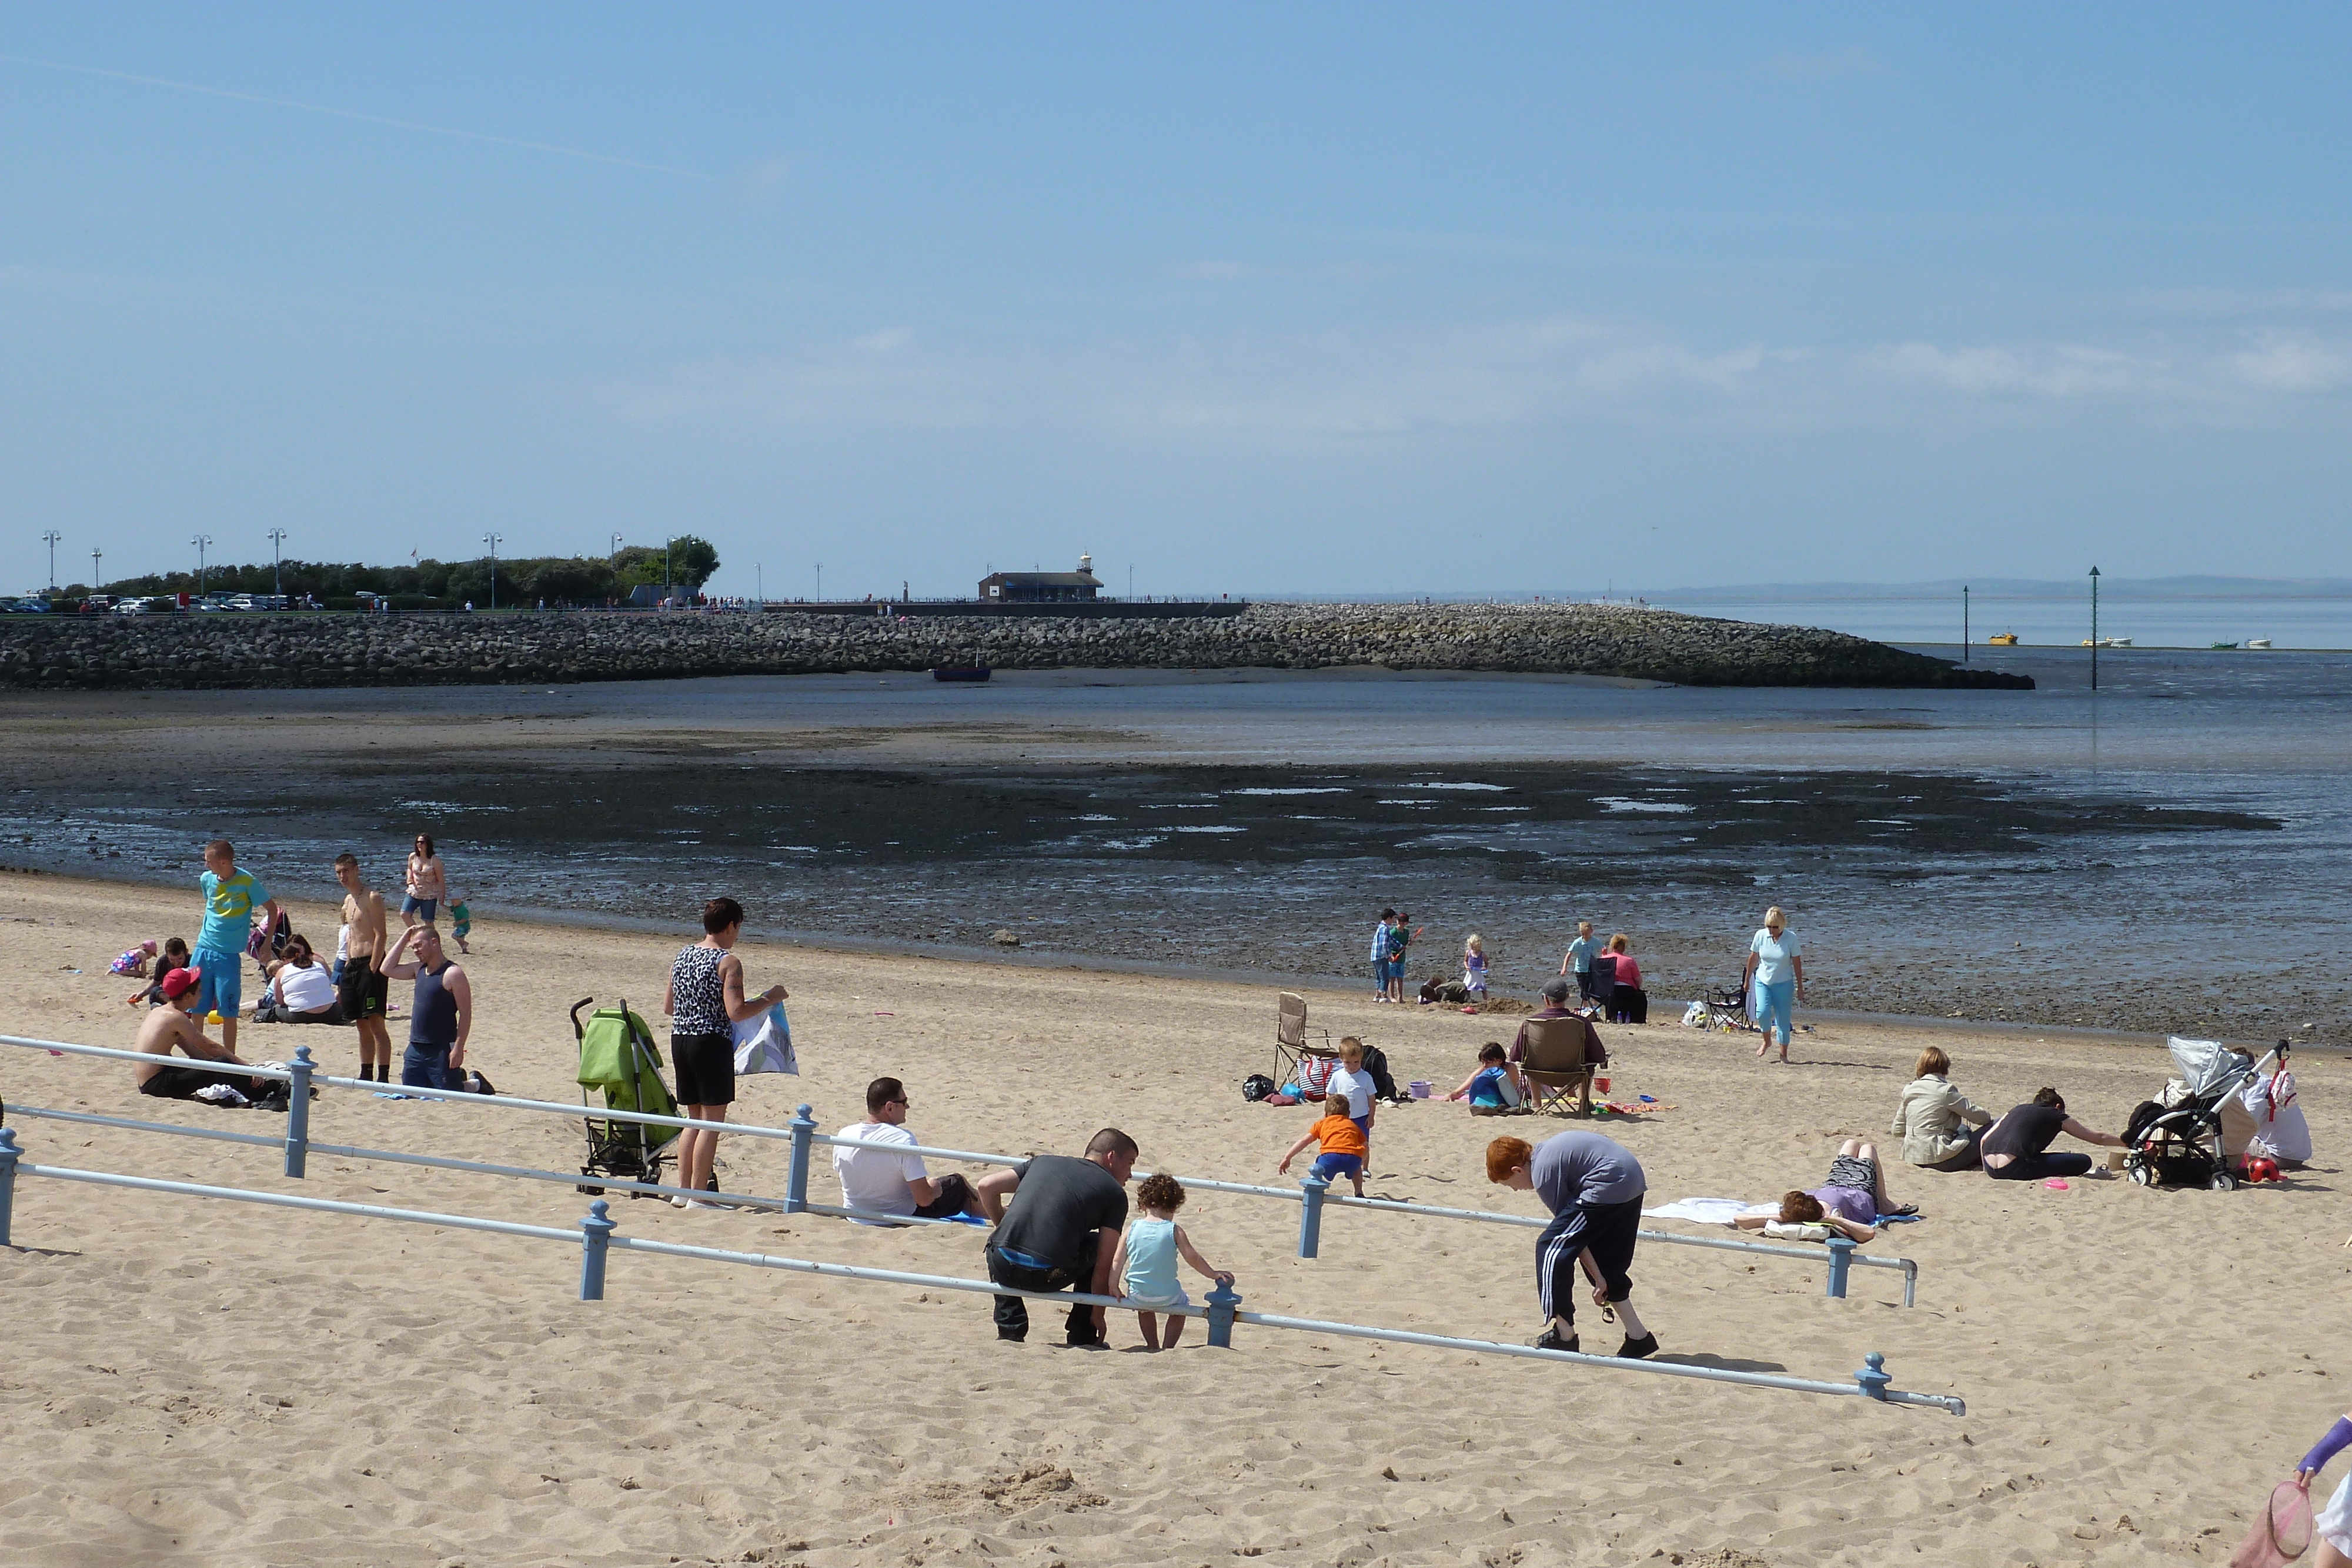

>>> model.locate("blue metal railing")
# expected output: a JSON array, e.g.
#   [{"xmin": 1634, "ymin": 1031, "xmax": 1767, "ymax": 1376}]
[
  {"xmin": 2, "ymin": 1032, "xmax": 1917, "ymax": 1303},
  {"xmin": 0, "ymin": 1129, "xmax": 1961, "ymax": 1415}
]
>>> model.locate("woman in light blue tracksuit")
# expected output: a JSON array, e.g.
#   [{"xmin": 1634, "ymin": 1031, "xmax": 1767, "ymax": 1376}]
[{"xmin": 1743, "ymin": 906, "xmax": 1805, "ymax": 1063}]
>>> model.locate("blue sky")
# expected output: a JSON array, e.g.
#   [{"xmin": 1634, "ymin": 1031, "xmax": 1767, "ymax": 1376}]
[{"xmin": 5, "ymin": 4, "xmax": 2349, "ymax": 599}]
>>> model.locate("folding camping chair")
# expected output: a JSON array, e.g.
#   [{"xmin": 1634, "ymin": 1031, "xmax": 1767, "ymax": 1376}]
[
  {"xmin": 1274, "ymin": 991, "xmax": 1341, "ymax": 1092},
  {"xmin": 1519, "ymin": 1014, "xmax": 1599, "ymax": 1118}
]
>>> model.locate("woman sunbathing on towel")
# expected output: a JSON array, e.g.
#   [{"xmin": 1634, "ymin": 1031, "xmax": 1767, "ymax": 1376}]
[
  {"xmin": 1735, "ymin": 1190, "xmax": 1879, "ymax": 1244},
  {"xmin": 1730, "ymin": 1138, "xmax": 1914, "ymax": 1240}
]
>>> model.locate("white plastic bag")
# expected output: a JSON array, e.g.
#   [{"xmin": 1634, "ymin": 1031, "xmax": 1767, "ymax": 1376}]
[{"xmin": 731, "ymin": 1004, "xmax": 797, "ymax": 1076}]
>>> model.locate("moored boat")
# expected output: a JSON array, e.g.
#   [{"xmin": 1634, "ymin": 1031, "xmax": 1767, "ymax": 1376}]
[{"xmin": 1988, "ymin": 632, "xmax": 2019, "ymax": 646}]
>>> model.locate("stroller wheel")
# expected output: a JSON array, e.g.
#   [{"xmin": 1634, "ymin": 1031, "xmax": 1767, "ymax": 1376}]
[
  {"xmin": 2127, "ymin": 1161, "xmax": 2153, "ymax": 1187},
  {"xmin": 2209, "ymin": 1168, "xmax": 2238, "ymax": 1192}
]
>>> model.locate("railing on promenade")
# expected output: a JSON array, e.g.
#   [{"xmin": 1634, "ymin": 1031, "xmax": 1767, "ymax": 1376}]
[
  {"xmin": 0, "ymin": 1032, "xmax": 1917, "ymax": 1306},
  {"xmin": 0, "ymin": 1129, "xmax": 1963, "ymax": 1416}
]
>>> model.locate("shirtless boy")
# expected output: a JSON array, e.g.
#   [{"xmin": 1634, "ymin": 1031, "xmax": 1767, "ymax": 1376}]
[
  {"xmin": 335, "ymin": 852, "xmax": 394, "ymax": 1082},
  {"xmin": 131, "ymin": 972, "xmax": 266, "ymax": 1099}
]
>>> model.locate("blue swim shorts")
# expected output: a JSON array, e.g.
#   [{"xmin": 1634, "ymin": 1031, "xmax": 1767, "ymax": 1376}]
[
  {"xmin": 191, "ymin": 950, "xmax": 242, "ymax": 1017},
  {"xmin": 1311, "ymin": 1152, "xmax": 1364, "ymax": 1181}
]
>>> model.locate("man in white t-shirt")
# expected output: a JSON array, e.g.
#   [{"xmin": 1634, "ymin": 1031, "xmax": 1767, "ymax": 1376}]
[{"xmin": 831, "ymin": 1076, "xmax": 981, "ymax": 1225}]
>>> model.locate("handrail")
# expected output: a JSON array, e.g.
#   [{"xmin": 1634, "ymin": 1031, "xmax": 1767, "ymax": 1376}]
[
  {"xmin": 0, "ymin": 1138, "xmax": 1962, "ymax": 1415},
  {"xmin": 2, "ymin": 1032, "xmax": 1919, "ymax": 1302}
]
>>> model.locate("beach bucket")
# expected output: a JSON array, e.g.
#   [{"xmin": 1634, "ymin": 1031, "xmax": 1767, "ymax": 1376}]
[
  {"xmin": 1408, "ymin": 1081, "xmax": 1431, "ymax": 1099},
  {"xmin": 1595, "ymin": 1076, "xmax": 1611, "ymax": 1095}
]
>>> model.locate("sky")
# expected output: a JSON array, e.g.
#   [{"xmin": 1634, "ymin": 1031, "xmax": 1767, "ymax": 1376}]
[{"xmin": 4, "ymin": 4, "xmax": 2350, "ymax": 601}]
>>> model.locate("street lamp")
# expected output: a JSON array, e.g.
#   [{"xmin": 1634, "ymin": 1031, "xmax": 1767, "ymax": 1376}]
[
  {"xmin": 609, "ymin": 533, "xmax": 623, "ymax": 562},
  {"xmin": 266, "ymin": 529, "xmax": 288, "ymax": 602},
  {"xmin": 40, "ymin": 530, "xmax": 60, "ymax": 593},
  {"xmin": 814, "ymin": 561, "xmax": 822, "ymax": 601},
  {"xmin": 91, "ymin": 547, "xmax": 102, "ymax": 593},
  {"xmin": 483, "ymin": 532, "xmax": 503, "ymax": 611},
  {"xmin": 755, "ymin": 561, "xmax": 763, "ymax": 607},
  {"xmin": 2089, "ymin": 566, "xmax": 2101, "ymax": 691},
  {"xmin": 1962, "ymin": 584, "xmax": 1970, "ymax": 664},
  {"xmin": 192, "ymin": 536, "xmax": 212, "ymax": 597}
]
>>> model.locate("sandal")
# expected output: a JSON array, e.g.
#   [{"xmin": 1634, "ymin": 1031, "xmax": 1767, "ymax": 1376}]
[{"xmin": 1893, "ymin": 1202, "xmax": 1918, "ymax": 1216}]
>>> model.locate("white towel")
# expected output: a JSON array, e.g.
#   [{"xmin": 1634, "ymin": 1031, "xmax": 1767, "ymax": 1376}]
[{"xmin": 1639, "ymin": 1196, "xmax": 1762, "ymax": 1226}]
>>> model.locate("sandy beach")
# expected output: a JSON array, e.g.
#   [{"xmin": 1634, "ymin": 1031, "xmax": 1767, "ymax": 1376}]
[{"xmin": 2, "ymin": 867, "xmax": 2343, "ymax": 1567}]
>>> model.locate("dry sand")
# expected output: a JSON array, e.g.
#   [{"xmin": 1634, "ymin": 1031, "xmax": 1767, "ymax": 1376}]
[{"xmin": 1, "ymin": 868, "xmax": 2343, "ymax": 1567}]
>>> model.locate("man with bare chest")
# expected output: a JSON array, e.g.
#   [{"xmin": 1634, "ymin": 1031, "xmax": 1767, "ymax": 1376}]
[{"xmin": 335, "ymin": 852, "xmax": 394, "ymax": 1082}]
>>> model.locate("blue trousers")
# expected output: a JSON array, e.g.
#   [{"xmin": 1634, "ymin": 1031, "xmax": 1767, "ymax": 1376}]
[
  {"xmin": 402, "ymin": 1041, "xmax": 455, "ymax": 1089},
  {"xmin": 1752, "ymin": 979, "xmax": 1795, "ymax": 1046}
]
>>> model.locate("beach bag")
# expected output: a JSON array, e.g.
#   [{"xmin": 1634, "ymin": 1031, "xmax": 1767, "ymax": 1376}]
[
  {"xmin": 1359, "ymin": 1044, "xmax": 1399, "ymax": 1103},
  {"xmin": 730, "ymin": 1004, "xmax": 797, "ymax": 1076},
  {"xmin": 1242, "ymin": 1074, "xmax": 1276, "ymax": 1102},
  {"xmin": 1297, "ymin": 1054, "xmax": 1335, "ymax": 1100},
  {"xmin": 2228, "ymin": 1479, "xmax": 2313, "ymax": 1567}
]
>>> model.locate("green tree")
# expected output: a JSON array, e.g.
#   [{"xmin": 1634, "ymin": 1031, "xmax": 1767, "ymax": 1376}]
[{"xmin": 666, "ymin": 535, "xmax": 720, "ymax": 591}]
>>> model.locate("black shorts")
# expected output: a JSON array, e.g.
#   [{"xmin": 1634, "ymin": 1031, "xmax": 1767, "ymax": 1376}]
[
  {"xmin": 139, "ymin": 1064, "xmax": 253, "ymax": 1100},
  {"xmin": 338, "ymin": 964, "xmax": 389, "ymax": 1021},
  {"xmin": 671, "ymin": 1031, "xmax": 735, "ymax": 1106}
]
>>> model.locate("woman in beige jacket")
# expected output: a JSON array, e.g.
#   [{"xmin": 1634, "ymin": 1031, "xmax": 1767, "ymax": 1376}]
[{"xmin": 1889, "ymin": 1047, "xmax": 1995, "ymax": 1171}]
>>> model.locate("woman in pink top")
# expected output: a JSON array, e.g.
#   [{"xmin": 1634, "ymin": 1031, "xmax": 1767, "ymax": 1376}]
[{"xmin": 1604, "ymin": 933, "xmax": 1648, "ymax": 1024}]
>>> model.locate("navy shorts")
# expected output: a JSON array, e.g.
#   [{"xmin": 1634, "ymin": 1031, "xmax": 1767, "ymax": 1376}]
[{"xmin": 1311, "ymin": 1152, "xmax": 1363, "ymax": 1181}]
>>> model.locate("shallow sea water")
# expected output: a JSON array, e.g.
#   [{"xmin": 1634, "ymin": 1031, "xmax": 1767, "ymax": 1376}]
[{"xmin": 4, "ymin": 643, "xmax": 2346, "ymax": 1039}]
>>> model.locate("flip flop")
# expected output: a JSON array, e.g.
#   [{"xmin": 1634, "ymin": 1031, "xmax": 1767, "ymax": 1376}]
[{"xmin": 1893, "ymin": 1202, "xmax": 1919, "ymax": 1216}]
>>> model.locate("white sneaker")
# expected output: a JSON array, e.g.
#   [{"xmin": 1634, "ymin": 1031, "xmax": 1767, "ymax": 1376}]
[
  {"xmin": 683, "ymin": 1199, "xmax": 728, "ymax": 1212},
  {"xmin": 670, "ymin": 1195, "xmax": 690, "ymax": 1209}
]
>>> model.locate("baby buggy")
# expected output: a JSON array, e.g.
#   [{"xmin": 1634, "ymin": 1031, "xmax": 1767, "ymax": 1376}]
[
  {"xmin": 570, "ymin": 997, "xmax": 680, "ymax": 1197},
  {"xmin": 2124, "ymin": 1035, "xmax": 2258, "ymax": 1192}
]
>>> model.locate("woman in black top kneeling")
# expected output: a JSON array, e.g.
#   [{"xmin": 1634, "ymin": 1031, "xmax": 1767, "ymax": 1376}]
[{"xmin": 1982, "ymin": 1088, "xmax": 2127, "ymax": 1181}]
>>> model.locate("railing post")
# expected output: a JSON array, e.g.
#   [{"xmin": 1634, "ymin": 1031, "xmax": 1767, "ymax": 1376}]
[
  {"xmin": 283, "ymin": 1045, "xmax": 315, "ymax": 1178},
  {"xmin": 1900, "ymin": 1259, "xmax": 1917, "ymax": 1309},
  {"xmin": 1295, "ymin": 1172, "xmax": 1329, "ymax": 1259},
  {"xmin": 1205, "ymin": 1279, "xmax": 1240, "ymax": 1348},
  {"xmin": 579, "ymin": 1199, "xmax": 616, "ymax": 1300},
  {"xmin": 786, "ymin": 1104, "xmax": 816, "ymax": 1215},
  {"xmin": 0, "ymin": 1126, "xmax": 20, "ymax": 1248},
  {"xmin": 1853, "ymin": 1350, "xmax": 1892, "ymax": 1401},
  {"xmin": 1824, "ymin": 1234, "xmax": 1854, "ymax": 1299}
]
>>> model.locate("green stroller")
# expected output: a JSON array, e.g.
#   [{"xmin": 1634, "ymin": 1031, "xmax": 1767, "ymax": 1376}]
[{"xmin": 570, "ymin": 997, "xmax": 679, "ymax": 1197}]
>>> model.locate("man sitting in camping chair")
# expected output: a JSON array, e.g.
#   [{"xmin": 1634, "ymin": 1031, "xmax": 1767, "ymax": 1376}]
[{"xmin": 1517, "ymin": 1013, "xmax": 1602, "ymax": 1118}]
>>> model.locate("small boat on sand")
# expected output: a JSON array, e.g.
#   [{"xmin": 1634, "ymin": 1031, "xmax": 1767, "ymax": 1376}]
[{"xmin": 930, "ymin": 665, "xmax": 991, "ymax": 683}]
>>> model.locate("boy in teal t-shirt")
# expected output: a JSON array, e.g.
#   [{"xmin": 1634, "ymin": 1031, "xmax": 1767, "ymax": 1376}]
[{"xmin": 195, "ymin": 838, "xmax": 278, "ymax": 1055}]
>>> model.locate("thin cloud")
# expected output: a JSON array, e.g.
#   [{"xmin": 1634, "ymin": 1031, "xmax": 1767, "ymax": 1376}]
[
  {"xmin": 1, "ymin": 54, "xmax": 714, "ymax": 180},
  {"xmin": 1759, "ymin": 46, "xmax": 1883, "ymax": 82}
]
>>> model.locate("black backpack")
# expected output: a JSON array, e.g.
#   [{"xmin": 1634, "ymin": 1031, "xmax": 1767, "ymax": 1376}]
[
  {"xmin": 1242, "ymin": 1074, "xmax": 1277, "ymax": 1102},
  {"xmin": 1359, "ymin": 1045, "xmax": 1401, "ymax": 1103}
]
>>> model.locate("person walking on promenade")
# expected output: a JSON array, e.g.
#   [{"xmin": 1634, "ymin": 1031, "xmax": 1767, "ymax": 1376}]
[
  {"xmin": 335, "ymin": 852, "xmax": 394, "ymax": 1082},
  {"xmin": 662, "ymin": 897, "xmax": 788, "ymax": 1210},
  {"xmin": 381, "ymin": 922, "xmax": 470, "ymax": 1091},
  {"xmin": 1744, "ymin": 906, "xmax": 1805, "ymax": 1063},
  {"xmin": 403, "ymin": 834, "xmax": 448, "ymax": 928},
  {"xmin": 193, "ymin": 838, "xmax": 279, "ymax": 1061}
]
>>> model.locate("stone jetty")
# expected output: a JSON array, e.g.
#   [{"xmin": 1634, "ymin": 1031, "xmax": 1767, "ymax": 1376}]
[{"xmin": 0, "ymin": 603, "xmax": 2032, "ymax": 690}]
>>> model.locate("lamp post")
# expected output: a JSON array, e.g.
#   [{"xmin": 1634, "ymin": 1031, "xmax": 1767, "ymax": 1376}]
[
  {"xmin": 266, "ymin": 529, "xmax": 288, "ymax": 601},
  {"xmin": 90, "ymin": 547, "xmax": 102, "ymax": 593},
  {"xmin": 192, "ymin": 535, "xmax": 212, "ymax": 597},
  {"xmin": 1962, "ymin": 585, "xmax": 1970, "ymax": 664},
  {"xmin": 40, "ymin": 530, "xmax": 60, "ymax": 593},
  {"xmin": 2089, "ymin": 566, "xmax": 2101, "ymax": 691},
  {"xmin": 483, "ymin": 532, "xmax": 503, "ymax": 612},
  {"xmin": 609, "ymin": 533, "xmax": 623, "ymax": 562},
  {"xmin": 814, "ymin": 562, "xmax": 822, "ymax": 601},
  {"xmin": 755, "ymin": 561, "xmax": 763, "ymax": 607}
]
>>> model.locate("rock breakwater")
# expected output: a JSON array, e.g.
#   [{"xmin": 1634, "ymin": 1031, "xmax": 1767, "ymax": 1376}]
[{"xmin": 0, "ymin": 603, "xmax": 2032, "ymax": 690}]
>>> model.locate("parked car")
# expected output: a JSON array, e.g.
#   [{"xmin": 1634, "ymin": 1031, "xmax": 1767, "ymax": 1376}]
[
  {"xmin": 5, "ymin": 597, "xmax": 49, "ymax": 613},
  {"xmin": 113, "ymin": 597, "xmax": 150, "ymax": 614}
]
